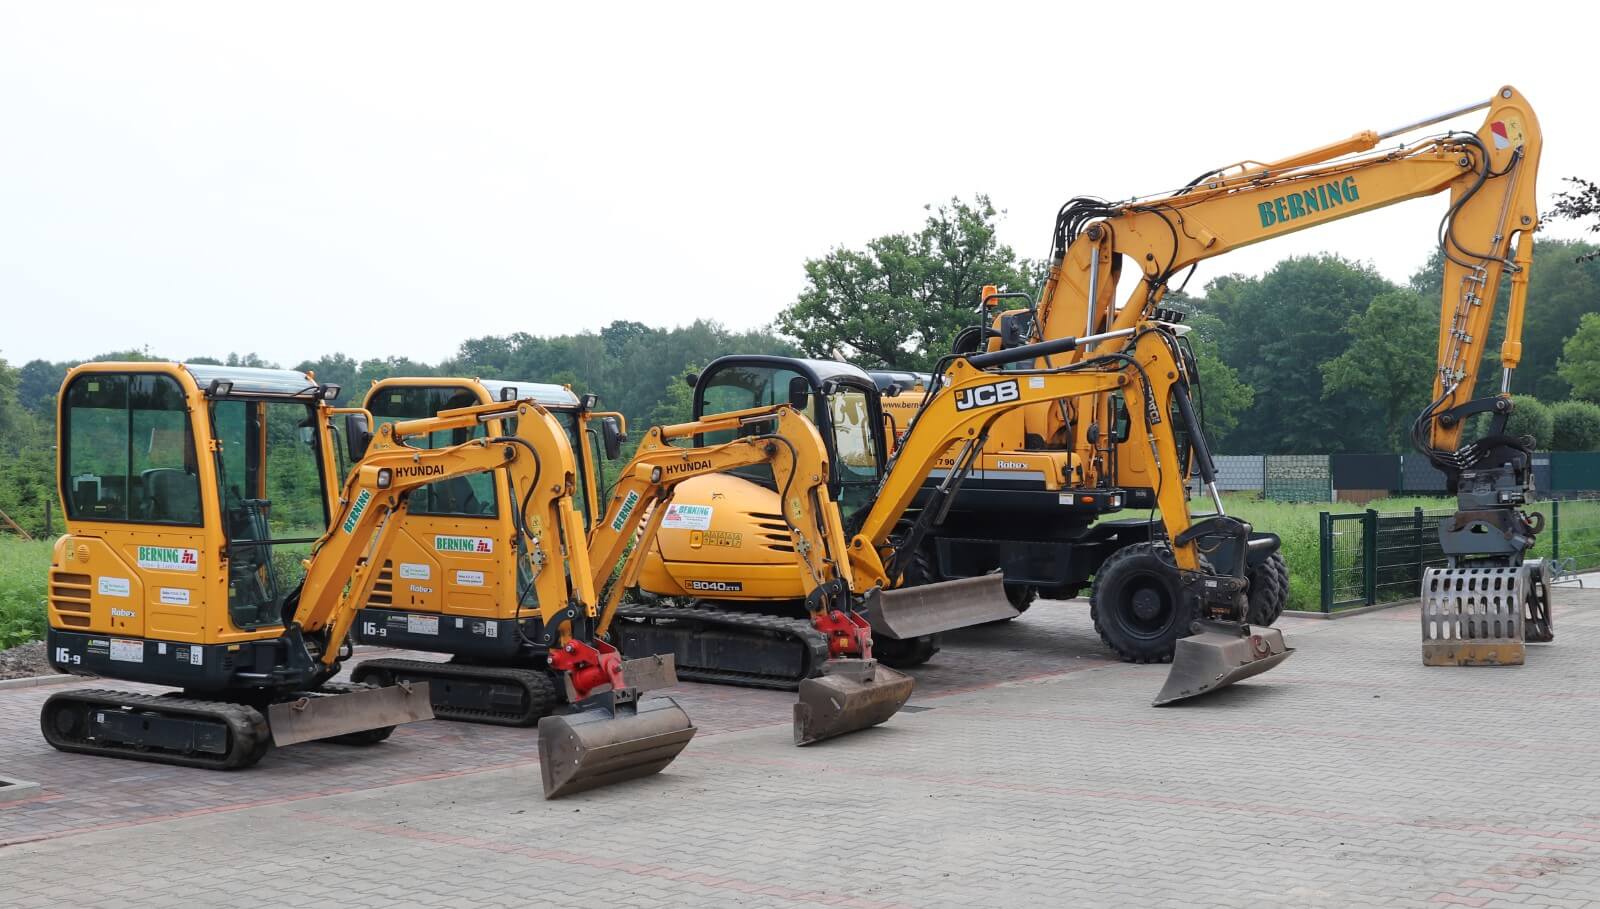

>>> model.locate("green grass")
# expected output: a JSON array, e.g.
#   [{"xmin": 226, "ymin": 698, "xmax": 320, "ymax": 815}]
[
  {"xmin": 0, "ymin": 538, "xmax": 52, "ymax": 648},
  {"xmin": 1193, "ymin": 494, "xmax": 1458, "ymax": 613}
]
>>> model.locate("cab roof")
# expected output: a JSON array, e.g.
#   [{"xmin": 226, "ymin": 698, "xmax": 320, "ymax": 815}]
[
  {"xmin": 181, "ymin": 364, "xmax": 323, "ymax": 397},
  {"xmin": 702, "ymin": 355, "xmax": 877, "ymax": 390}
]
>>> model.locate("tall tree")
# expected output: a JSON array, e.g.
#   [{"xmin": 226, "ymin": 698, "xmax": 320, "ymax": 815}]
[
  {"xmin": 1558, "ymin": 312, "xmax": 1600, "ymax": 403},
  {"xmin": 1198, "ymin": 255, "xmax": 1395, "ymax": 453},
  {"xmin": 1320, "ymin": 290, "xmax": 1437, "ymax": 451},
  {"xmin": 1548, "ymin": 177, "xmax": 1600, "ymax": 262},
  {"xmin": 777, "ymin": 196, "xmax": 1036, "ymax": 370}
]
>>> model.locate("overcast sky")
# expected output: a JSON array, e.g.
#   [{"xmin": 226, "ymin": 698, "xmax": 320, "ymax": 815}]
[{"xmin": 0, "ymin": 1, "xmax": 1590, "ymax": 367}]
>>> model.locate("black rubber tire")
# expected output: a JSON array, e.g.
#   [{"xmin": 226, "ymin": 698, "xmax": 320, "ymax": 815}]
[
  {"xmin": 1245, "ymin": 551, "xmax": 1289, "ymax": 627},
  {"xmin": 1090, "ymin": 542, "xmax": 1196, "ymax": 664},
  {"xmin": 874, "ymin": 538, "xmax": 940, "ymax": 668},
  {"xmin": 1004, "ymin": 584, "xmax": 1037, "ymax": 614},
  {"xmin": 874, "ymin": 634, "xmax": 941, "ymax": 668}
]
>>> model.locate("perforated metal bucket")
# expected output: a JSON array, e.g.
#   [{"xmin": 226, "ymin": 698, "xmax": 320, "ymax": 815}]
[{"xmin": 1421, "ymin": 562, "xmax": 1549, "ymax": 666}]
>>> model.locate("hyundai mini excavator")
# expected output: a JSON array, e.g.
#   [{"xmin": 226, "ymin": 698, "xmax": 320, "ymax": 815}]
[
  {"xmin": 43, "ymin": 364, "xmax": 692, "ymax": 795},
  {"xmin": 44, "ymin": 362, "xmax": 434, "ymax": 767},
  {"xmin": 628, "ymin": 321, "xmax": 1291, "ymax": 704},
  {"xmin": 343, "ymin": 377, "xmax": 914, "ymax": 745},
  {"xmin": 955, "ymin": 85, "xmax": 1546, "ymax": 666},
  {"xmin": 347, "ymin": 377, "xmax": 628, "ymax": 726}
]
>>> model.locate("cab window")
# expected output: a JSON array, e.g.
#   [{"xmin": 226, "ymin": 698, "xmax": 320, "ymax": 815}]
[
  {"xmin": 828, "ymin": 389, "xmax": 881, "ymax": 521},
  {"xmin": 369, "ymin": 386, "xmax": 497, "ymax": 517},
  {"xmin": 62, "ymin": 373, "xmax": 201, "ymax": 525}
]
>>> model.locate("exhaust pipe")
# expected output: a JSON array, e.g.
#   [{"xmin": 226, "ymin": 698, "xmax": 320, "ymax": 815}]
[
  {"xmin": 1153, "ymin": 621, "xmax": 1293, "ymax": 706},
  {"xmin": 268, "ymin": 681, "xmax": 435, "ymax": 746},
  {"xmin": 793, "ymin": 658, "xmax": 914, "ymax": 745},
  {"xmin": 863, "ymin": 574, "xmax": 1019, "ymax": 640}
]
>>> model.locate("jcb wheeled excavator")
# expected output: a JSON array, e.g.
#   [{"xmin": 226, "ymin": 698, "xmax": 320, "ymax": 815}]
[
  {"xmin": 630, "ymin": 321, "xmax": 1292, "ymax": 704},
  {"xmin": 956, "ymin": 85, "xmax": 1547, "ymax": 665},
  {"xmin": 42, "ymin": 363, "xmax": 692, "ymax": 795}
]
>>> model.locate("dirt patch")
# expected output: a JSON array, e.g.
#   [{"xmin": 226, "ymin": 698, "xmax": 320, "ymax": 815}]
[{"xmin": 0, "ymin": 641, "xmax": 53, "ymax": 680}]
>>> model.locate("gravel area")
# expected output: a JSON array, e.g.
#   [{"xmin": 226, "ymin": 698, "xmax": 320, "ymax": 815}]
[{"xmin": 0, "ymin": 641, "xmax": 51, "ymax": 680}]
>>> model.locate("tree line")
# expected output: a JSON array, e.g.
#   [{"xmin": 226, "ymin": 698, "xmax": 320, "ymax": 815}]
[{"xmin": 4, "ymin": 193, "xmax": 1600, "ymax": 537}]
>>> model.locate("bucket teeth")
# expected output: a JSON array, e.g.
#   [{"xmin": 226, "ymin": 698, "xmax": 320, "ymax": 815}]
[
  {"xmin": 793, "ymin": 659, "xmax": 914, "ymax": 746},
  {"xmin": 537, "ymin": 696, "xmax": 696, "ymax": 799},
  {"xmin": 1152, "ymin": 623, "xmax": 1293, "ymax": 706}
]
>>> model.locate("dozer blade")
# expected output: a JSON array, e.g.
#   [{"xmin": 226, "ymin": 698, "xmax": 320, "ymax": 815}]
[
  {"xmin": 538, "ymin": 696, "xmax": 696, "ymax": 799},
  {"xmin": 267, "ymin": 681, "xmax": 434, "ymax": 747},
  {"xmin": 794, "ymin": 659, "xmax": 914, "ymax": 746},
  {"xmin": 1152, "ymin": 623, "xmax": 1293, "ymax": 706},
  {"xmin": 864, "ymin": 573, "xmax": 1018, "ymax": 640}
]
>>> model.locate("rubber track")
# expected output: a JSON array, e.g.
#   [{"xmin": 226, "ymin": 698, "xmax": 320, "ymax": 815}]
[
  {"xmin": 352, "ymin": 658, "xmax": 558, "ymax": 727},
  {"xmin": 40, "ymin": 688, "xmax": 272, "ymax": 770},
  {"xmin": 615, "ymin": 603, "xmax": 830, "ymax": 691}
]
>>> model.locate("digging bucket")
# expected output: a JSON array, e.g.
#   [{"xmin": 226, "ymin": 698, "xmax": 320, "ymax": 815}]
[
  {"xmin": 538, "ymin": 695, "xmax": 696, "ymax": 799},
  {"xmin": 1152, "ymin": 622, "xmax": 1293, "ymax": 706},
  {"xmin": 864, "ymin": 574, "xmax": 1018, "ymax": 640},
  {"xmin": 793, "ymin": 658, "xmax": 914, "ymax": 746},
  {"xmin": 268, "ymin": 681, "xmax": 435, "ymax": 747}
]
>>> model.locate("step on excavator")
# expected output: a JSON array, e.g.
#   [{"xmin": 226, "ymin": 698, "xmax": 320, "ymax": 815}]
[
  {"xmin": 959, "ymin": 85, "xmax": 1546, "ymax": 666},
  {"xmin": 631, "ymin": 322, "xmax": 1291, "ymax": 704},
  {"xmin": 43, "ymin": 363, "xmax": 691, "ymax": 796},
  {"xmin": 344, "ymin": 377, "xmax": 917, "ymax": 746}
]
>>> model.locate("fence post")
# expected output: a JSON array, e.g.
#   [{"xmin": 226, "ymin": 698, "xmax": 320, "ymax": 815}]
[
  {"xmin": 1363, "ymin": 509, "xmax": 1379, "ymax": 606},
  {"xmin": 1319, "ymin": 511, "xmax": 1334, "ymax": 613},
  {"xmin": 1551, "ymin": 498, "xmax": 1560, "ymax": 563},
  {"xmin": 1413, "ymin": 506, "xmax": 1425, "ymax": 588}
]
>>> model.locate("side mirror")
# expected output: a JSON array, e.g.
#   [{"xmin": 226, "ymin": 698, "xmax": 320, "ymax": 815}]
[
  {"xmin": 683, "ymin": 371, "xmax": 700, "ymax": 388},
  {"xmin": 787, "ymin": 376, "xmax": 811, "ymax": 411},
  {"xmin": 344, "ymin": 413, "xmax": 372, "ymax": 462},
  {"xmin": 601, "ymin": 416, "xmax": 626, "ymax": 460}
]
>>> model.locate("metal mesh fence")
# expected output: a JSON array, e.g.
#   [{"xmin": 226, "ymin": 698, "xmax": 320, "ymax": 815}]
[{"xmin": 1265, "ymin": 455, "xmax": 1331, "ymax": 502}]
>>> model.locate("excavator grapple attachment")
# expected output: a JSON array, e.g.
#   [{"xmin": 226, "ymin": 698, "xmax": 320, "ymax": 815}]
[
  {"xmin": 1152, "ymin": 622, "xmax": 1293, "ymax": 706},
  {"xmin": 1420, "ymin": 560, "xmax": 1551, "ymax": 666},
  {"xmin": 266, "ymin": 681, "xmax": 435, "ymax": 747},
  {"xmin": 793, "ymin": 658, "xmax": 914, "ymax": 745},
  {"xmin": 537, "ymin": 695, "xmax": 696, "ymax": 799},
  {"xmin": 864, "ymin": 574, "xmax": 1019, "ymax": 640}
]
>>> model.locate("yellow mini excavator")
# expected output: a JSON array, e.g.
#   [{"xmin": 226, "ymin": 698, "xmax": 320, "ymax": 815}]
[
  {"xmin": 629, "ymin": 321, "xmax": 1292, "ymax": 704},
  {"xmin": 949, "ymin": 86, "xmax": 1547, "ymax": 666},
  {"xmin": 42, "ymin": 364, "xmax": 693, "ymax": 795},
  {"xmin": 340, "ymin": 376, "xmax": 915, "ymax": 746}
]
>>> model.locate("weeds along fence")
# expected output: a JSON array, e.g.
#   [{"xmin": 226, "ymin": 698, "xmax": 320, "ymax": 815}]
[{"xmin": 1314, "ymin": 498, "xmax": 1600, "ymax": 614}]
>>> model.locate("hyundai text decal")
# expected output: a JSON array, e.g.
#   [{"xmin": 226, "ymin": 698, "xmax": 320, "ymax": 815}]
[
  {"xmin": 394, "ymin": 464, "xmax": 446, "ymax": 480},
  {"xmin": 664, "ymin": 460, "xmax": 713, "ymax": 477},
  {"xmin": 954, "ymin": 380, "xmax": 1020, "ymax": 411}
]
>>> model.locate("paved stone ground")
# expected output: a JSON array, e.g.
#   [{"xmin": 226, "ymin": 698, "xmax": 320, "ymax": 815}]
[{"xmin": 3, "ymin": 589, "xmax": 1599, "ymax": 907}]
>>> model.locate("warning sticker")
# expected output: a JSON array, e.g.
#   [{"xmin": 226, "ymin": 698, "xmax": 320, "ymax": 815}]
[
  {"xmin": 399, "ymin": 562, "xmax": 431, "ymax": 580},
  {"xmin": 455, "ymin": 570, "xmax": 485, "ymax": 588},
  {"xmin": 109, "ymin": 639, "xmax": 144, "ymax": 663},
  {"xmin": 662, "ymin": 504, "xmax": 713, "ymax": 531},
  {"xmin": 406, "ymin": 615, "xmax": 440, "ymax": 636},
  {"xmin": 98, "ymin": 577, "xmax": 131, "ymax": 598},
  {"xmin": 159, "ymin": 588, "xmax": 191, "ymax": 606}
]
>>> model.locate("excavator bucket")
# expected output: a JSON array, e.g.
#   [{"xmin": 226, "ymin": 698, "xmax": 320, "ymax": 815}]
[
  {"xmin": 1152, "ymin": 622, "xmax": 1293, "ymax": 706},
  {"xmin": 538, "ymin": 695, "xmax": 696, "ymax": 799},
  {"xmin": 267, "ymin": 681, "xmax": 435, "ymax": 746},
  {"xmin": 864, "ymin": 574, "xmax": 1019, "ymax": 640},
  {"xmin": 794, "ymin": 659, "xmax": 914, "ymax": 746}
]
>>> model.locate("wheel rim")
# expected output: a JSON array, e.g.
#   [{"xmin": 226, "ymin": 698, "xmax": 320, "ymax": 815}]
[{"xmin": 1120, "ymin": 573, "xmax": 1177, "ymax": 639}]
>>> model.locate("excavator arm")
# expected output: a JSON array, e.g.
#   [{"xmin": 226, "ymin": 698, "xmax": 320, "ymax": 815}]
[{"xmin": 1010, "ymin": 86, "xmax": 1539, "ymax": 474}]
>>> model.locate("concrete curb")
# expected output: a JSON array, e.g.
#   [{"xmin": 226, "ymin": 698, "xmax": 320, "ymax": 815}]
[
  {"xmin": 0, "ymin": 776, "xmax": 42, "ymax": 803},
  {"xmin": 0, "ymin": 673, "xmax": 73, "ymax": 692}
]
